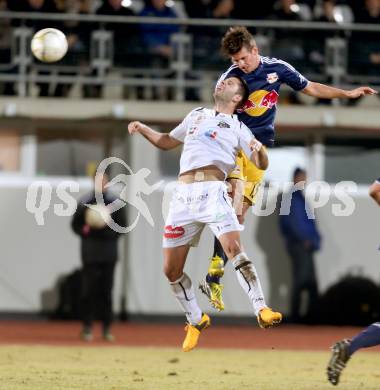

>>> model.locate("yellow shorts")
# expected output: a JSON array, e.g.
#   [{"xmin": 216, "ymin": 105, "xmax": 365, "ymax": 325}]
[{"xmin": 228, "ymin": 149, "xmax": 266, "ymax": 205}]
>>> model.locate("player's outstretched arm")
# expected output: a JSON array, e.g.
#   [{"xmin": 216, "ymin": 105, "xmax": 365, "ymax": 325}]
[
  {"xmin": 249, "ymin": 139, "xmax": 268, "ymax": 170},
  {"xmin": 369, "ymin": 179, "xmax": 380, "ymax": 206},
  {"xmin": 302, "ymin": 81, "xmax": 377, "ymax": 100},
  {"xmin": 128, "ymin": 121, "xmax": 182, "ymax": 150}
]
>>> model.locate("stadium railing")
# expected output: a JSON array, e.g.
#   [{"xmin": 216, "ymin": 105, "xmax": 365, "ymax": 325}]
[{"xmin": 0, "ymin": 11, "xmax": 379, "ymax": 101}]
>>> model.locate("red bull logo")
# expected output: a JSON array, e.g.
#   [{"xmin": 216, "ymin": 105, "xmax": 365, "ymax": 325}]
[{"xmin": 238, "ymin": 90, "xmax": 279, "ymax": 117}]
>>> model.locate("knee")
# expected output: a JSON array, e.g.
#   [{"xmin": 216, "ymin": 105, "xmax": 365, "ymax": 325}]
[
  {"xmin": 163, "ymin": 264, "xmax": 182, "ymax": 282},
  {"xmin": 223, "ymin": 241, "xmax": 242, "ymax": 259},
  {"xmin": 237, "ymin": 214, "xmax": 245, "ymax": 225}
]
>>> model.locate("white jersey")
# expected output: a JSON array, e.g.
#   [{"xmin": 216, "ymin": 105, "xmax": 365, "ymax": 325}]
[{"xmin": 169, "ymin": 107, "xmax": 255, "ymax": 177}]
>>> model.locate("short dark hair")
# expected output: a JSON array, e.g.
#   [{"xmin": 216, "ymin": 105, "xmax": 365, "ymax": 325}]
[
  {"xmin": 233, "ymin": 76, "xmax": 249, "ymax": 108},
  {"xmin": 293, "ymin": 167, "xmax": 306, "ymax": 179},
  {"xmin": 221, "ymin": 26, "xmax": 256, "ymax": 57}
]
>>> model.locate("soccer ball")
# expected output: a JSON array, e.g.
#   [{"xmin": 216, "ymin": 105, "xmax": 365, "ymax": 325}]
[
  {"xmin": 31, "ymin": 28, "xmax": 68, "ymax": 63},
  {"xmin": 85, "ymin": 205, "xmax": 111, "ymax": 229}
]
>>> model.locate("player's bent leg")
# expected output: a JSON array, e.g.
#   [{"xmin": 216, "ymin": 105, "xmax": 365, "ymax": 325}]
[
  {"xmin": 201, "ymin": 200, "xmax": 252, "ymax": 311},
  {"xmin": 202, "ymin": 167, "xmax": 253, "ymax": 309},
  {"xmin": 199, "ymin": 238, "xmax": 226, "ymax": 311},
  {"xmin": 208, "ymin": 238, "xmax": 226, "ymax": 278},
  {"xmin": 163, "ymin": 245, "xmax": 189, "ymax": 282},
  {"xmin": 327, "ymin": 323, "xmax": 380, "ymax": 385},
  {"xmin": 169, "ymin": 273, "xmax": 210, "ymax": 352},
  {"xmin": 237, "ymin": 199, "xmax": 252, "ymax": 225},
  {"xmin": 164, "ymin": 246, "xmax": 210, "ymax": 351},
  {"xmin": 199, "ymin": 230, "xmax": 242, "ymax": 311},
  {"xmin": 201, "ymin": 176, "xmax": 246, "ymax": 311},
  {"xmin": 217, "ymin": 230, "xmax": 243, "ymax": 259},
  {"xmin": 218, "ymin": 232, "xmax": 282, "ymax": 328}
]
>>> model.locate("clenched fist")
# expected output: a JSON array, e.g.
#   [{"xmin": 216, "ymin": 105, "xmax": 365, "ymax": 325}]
[
  {"xmin": 249, "ymin": 138, "xmax": 262, "ymax": 152},
  {"xmin": 128, "ymin": 121, "xmax": 145, "ymax": 135}
]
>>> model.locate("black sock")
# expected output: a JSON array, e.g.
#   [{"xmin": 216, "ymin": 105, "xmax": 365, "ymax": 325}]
[
  {"xmin": 206, "ymin": 237, "xmax": 228, "ymax": 284},
  {"xmin": 213, "ymin": 237, "xmax": 228, "ymax": 264}
]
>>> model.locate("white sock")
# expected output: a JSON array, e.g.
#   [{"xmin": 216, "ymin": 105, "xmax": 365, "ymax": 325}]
[
  {"xmin": 169, "ymin": 273, "xmax": 202, "ymax": 325},
  {"xmin": 231, "ymin": 252, "xmax": 267, "ymax": 316}
]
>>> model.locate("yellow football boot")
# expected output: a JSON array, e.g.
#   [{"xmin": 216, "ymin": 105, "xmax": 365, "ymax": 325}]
[
  {"xmin": 257, "ymin": 307, "xmax": 282, "ymax": 329},
  {"xmin": 182, "ymin": 313, "xmax": 211, "ymax": 352},
  {"xmin": 199, "ymin": 280, "xmax": 225, "ymax": 311},
  {"xmin": 207, "ymin": 255, "xmax": 225, "ymax": 278}
]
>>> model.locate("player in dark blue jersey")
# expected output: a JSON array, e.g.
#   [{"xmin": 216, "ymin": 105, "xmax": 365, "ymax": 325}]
[
  {"xmin": 199, "ymin": 26, "xmax": 377, "ymax": 312},
  {"xmin": 327, "ymin": 177, "xmax": 380, "ymax": 386}
]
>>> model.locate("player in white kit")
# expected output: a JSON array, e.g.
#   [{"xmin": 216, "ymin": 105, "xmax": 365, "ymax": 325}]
[{"xmin": 128, "ymin": 76, "xmax": 282, "ymax": 352}]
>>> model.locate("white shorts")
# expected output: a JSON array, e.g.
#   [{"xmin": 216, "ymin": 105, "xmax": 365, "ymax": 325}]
[{"xmin": 163, "ymin": 181, "xmax": 243, "ymax": 248}]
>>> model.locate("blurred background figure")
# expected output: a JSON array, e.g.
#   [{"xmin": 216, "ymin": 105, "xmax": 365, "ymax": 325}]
[
  {"xmin": 71, "ymin": 171, "xmax": 126, "ymax": 342},
  {"xmin": 0, "ymin": 0, "xmax": 13, "ymax": 95},
  {"xmin": 233, "ymin": 0, "xmax": 275, "ymax": 19},
  {"xmin": 9, "ymin": 0, "xmax": 58, "ymax": 25},
  {"xmin": 309, "ymin": 0, "xmax": 337, "ymax": 72},
  {"xmin": 184, "ymin": 0, "xmax": 237, "ymax": 71},
  {"xmin": 96, "ymin": 0, "xmax": 137, "ymax": 66},
  {"xmin": 271, "ymin": 0, "xmax": 303, "ymax": 21},
  {"xmin": 54, "ymin": 0, "xmax": 92, "ymax": 97},
  {"xmin": 270, "ymin": 0, "xmax": 304, "ymax": 68},
  {"xmin": 139, "ymin": 0, "xmax": 179, "ymax": 60},
  {"xmin": 350, "ymin": 0, "xmax": 380, "ymax": 76},
  {"xmin": 307, "ymin": 0, "xmax": 339, "ymax": 105},
  {"xmin": 7, "ymin": 0, "xmax": 59, "ymax": 97},
  {"xmin": 92, "ymin": 0, "xmax": 137, "ymax": 98},
  {"xmin": 139, "ymin": 0, "xmax": 179, "ymax": 100},
  {"xmin": 279, "ymin": 168, "xmax": 321, "ymax": 323}
]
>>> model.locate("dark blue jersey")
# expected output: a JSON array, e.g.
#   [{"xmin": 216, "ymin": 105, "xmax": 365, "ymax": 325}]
[{"xmin": 218, "ymin": 56, "xmax": 309, "ymax": 147}]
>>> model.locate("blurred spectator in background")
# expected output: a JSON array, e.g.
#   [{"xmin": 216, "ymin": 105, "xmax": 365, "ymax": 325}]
[
  {"xmin": 212, "ymin": 0, "xmax": 235, "ymax": 18},
  {"xmin": 8, "ymin": 0, "xmax": 58, "ymax": 26},
  {"xmin": 271, "ymin": 0, "xmax": 303, "ymax": 20},
  {"xmin": 348, "ymin": 0, "xmax": 369, "ymax": 17},
  {"xmin": 71, "ymin": 171, "xmax": 126, "ymax": 342},
  {"xmin": 184, "ymin": 0, "xmax": 236, "ymax": 18},
  {"xmin": 268, "ymin": 0, "xmax": 306, "ymax": 103},
  {"xmin": 55, "ymin": 0, "xmax": 92, "ymax": 54},
  {"xmin": 184, "ymin": 0, "xmax": 237, "ymax": 72},
  {"xmin": 279, "ymin": 168, "xmax": 321, "ymax": 323},
  {"xmin": 139, "ymin": 0, "xmax": 179, "ymax": 99},
  {"xmin": 270, "ymin": 0, "xmax": 305, "ymax": 70},
  {"xmin": 86, "ymin": 0, "xmax": 137, "ymax": 98},
  {"xmin": 54, "ymin": 0, "xmax": 92, "ymax": 97},
  {"xmin": 307, "ymin": 0, "xmax": 338, "ymax": 104},
  {"xmin": 139, "ymin": 0, "xmax": 178, "ymax": 61},
  {"xmin": 318, "ymin": 0, "xmax": 336, "ymax": 22},
  {"xmin": 233, "ymin": 0, "xmax": 276, "ymax": 19},
  {"xmin": 0, "ymin": 0, "xmax": 14, "ymax": 95},
  {"xmin": 96, "ymin": 0, "xmax": 137, "ymax": 65},
  {"xmin": 309, "ymin": 0, "xmax": 336, "ymax": 68},
  {"xmin": 350, "ymin": 0, "xmax": 380, "ymax": 76},
  {"xmin": 298, "ymin": 0, "xmax": 315, "ymax": 7},
  {"xmin": 184, "ymin": 0, "xmax": 275, "ymax": 20},
  {"xmin": 7, "ymin": 0, "xmax": 59, "ymax": 96}
]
